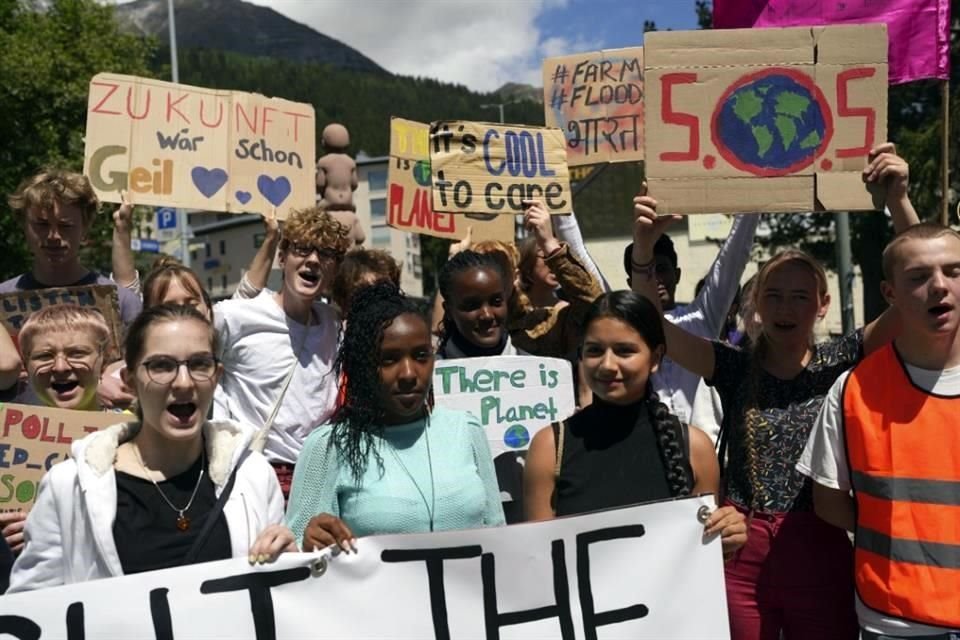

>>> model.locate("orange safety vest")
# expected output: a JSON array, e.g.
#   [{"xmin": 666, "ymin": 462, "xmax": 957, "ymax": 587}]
[{"xmin": 843, "ymin": 343, "xmax": 960, "ymax": 628}]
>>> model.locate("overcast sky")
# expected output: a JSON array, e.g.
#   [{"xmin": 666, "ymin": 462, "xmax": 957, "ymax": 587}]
[{"xmin": 241, "ymin": 0, "xmax": 699, "ymax": 91}]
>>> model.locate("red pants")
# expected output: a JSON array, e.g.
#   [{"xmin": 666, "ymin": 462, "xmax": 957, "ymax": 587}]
[
  {"xmin": 724, "ymin": 502, "xmax": 858, "ymax": 640},
  {"xmin": 271, "ymin": 463, "xmax": 295, "ymax": 502}
]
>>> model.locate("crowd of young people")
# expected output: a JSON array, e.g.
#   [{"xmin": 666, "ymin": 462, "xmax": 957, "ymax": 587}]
[{"xmin": 0, "ymin": 140, "xmax": 954, "ymax": 640}]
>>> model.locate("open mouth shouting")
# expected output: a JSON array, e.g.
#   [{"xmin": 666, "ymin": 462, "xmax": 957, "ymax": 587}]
[
  {"xmin": 166, "ymin": 401, "xmax": 199, "ymax": 427},
  {"xmin": 927, "ymin": 301, "xmax": 956, "ymax": 325},
  {"xmin": 297, "ymin": 269, "xmax": 321, "ymax": 289},
  {"xmin": 49, "ymin": 379, "xmax": 80, "ymax": 399}
]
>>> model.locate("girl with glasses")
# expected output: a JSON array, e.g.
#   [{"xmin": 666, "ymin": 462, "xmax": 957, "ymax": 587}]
[{"xmin": 9, "ymin": 304, "xmax": 294, "ymax": 591}]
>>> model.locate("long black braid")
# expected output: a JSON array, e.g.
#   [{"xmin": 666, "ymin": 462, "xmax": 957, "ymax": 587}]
[
  {"xmin": 331, "ymin": 281, "xmax": 430, "ymax": 481},
  {"xmin": 436, "ymin": 249, "xmax": 509, "ymax": 350},
  {"xmin": 583, "ymin": 291, "xmax": 693, "ymax": 497}
]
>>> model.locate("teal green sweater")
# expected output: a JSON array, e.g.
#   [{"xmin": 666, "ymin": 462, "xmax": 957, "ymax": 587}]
[{"xmin": 286, "ymin": 406, "xmax": 505, "ymax": 544}]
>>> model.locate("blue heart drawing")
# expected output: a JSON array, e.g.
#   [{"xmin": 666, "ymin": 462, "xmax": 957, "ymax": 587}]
[
  {"xmin": 191, "ymin": 167, "xmax": 228, "ymax": 198},
  {"xmin": 235, "ymin": 190, "xmax": 252, "ymax": 205},
  {"xmin": 257, "ymin": 175, "xmax": 292, "ymax": 207}
]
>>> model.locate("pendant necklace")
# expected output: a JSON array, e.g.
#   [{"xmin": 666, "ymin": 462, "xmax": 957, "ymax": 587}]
[
  {"xmin": 386, "ymin": 419, "xmax": 436, "ymax": 532},
  {"xmin": 132, "ymin": 443, "xmax": 206, "ymax": 531}
]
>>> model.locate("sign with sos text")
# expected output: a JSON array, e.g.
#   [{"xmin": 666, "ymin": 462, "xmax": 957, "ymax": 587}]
[{"xmin": 644, "ymin": 24, "xmax": 887, "ymax": 214}]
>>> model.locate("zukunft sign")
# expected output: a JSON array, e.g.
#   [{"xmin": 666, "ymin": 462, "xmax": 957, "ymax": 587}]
[
  {"xmin": 432, "ymin": 356, "xmax": 575, "ymax": 456},
  {"xmin": 0, "ymin": 497, "xmax": 730, "ymax": 639}
]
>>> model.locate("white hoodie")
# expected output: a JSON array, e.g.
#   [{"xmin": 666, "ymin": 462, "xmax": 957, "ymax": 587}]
[{"xmin": 8, "ymin": 419, "xmax": 283, "ymax": 593}]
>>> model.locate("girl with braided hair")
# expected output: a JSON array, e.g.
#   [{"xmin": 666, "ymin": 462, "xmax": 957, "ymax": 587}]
[
  {"xmin": 285, "ymin": 282, "xmax": 504, "ymax": 552},
  {"xmin": 524, "ymin": 291, "xmax": 747, "ymax": 555}
]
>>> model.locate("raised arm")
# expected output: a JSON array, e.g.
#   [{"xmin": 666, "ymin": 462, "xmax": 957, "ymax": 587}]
[
  {"xmin": 862, "ymin": 142, "xmax": 920, "ymax": 355},
  {"xmin": 111, "ymin": 193, "xmax": 139, "ymax": 292},
  {"xmin": 687, "ymin": 214, "xmax": 760, "ymax": 338},
  {"xmin": 525, "ymin": 201, "xmax": 602, "ymax": 307},
  {"xmin": 553, "ymin": 210, "xmax": 611, "ymax": 291},
  {"xmin": 630, "ymin": 191, "xmax": 716, "ymax": 380},
  {"xmin": 234, "ymin": 211, "xmax": 280, "ymax": 299}
]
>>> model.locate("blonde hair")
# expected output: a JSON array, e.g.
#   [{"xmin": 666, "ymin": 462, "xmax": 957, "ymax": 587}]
[
  {"xmin": 19, "ymin": 305, "xmax": 111, "ymax": 358},
  {"xmin": 280, "ymin": 206, "xmax": 351, "ymax": 256},
  {"xmin": 746, "ymin": 249, "xmax": 828, "ymax": 344},
  {"xmin": 738, "ymin": 249, "xmax": 828, "ymax": 511},
  {"xmin": 881, "ymin": 222, "xmax": 960, "ymax": 280},
  {"xmin": 8, "ymin": 170, "xmax": 99, "ymax": 228}
]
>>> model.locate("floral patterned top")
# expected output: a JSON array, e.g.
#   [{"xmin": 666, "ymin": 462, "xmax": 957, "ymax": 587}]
[{"xmin": 708, "ymin": 330, "xmax": 864, "ymax": 513}]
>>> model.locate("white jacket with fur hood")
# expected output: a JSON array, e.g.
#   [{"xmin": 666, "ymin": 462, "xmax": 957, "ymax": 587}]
[{"xmin": 8, "ymin": 419, "xmax": 283, "ymax": 593}]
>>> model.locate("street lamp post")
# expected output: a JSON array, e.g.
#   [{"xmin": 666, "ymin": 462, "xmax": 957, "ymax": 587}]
[
  {"xmin": 167, "ymin": 0, "xmax": 191, "ymax": 268},
  {"xmin": 480, "ymin": 102, "xmax": 506, "ymax": 124}
]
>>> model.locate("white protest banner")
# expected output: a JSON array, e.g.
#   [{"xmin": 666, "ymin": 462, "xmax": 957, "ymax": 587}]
[
  {"xmin": 432, "ymin": 356, "xmax": 575, "ymax": 457},
  {"xmin": 0, "ymin": 497, "xmax": 729, "ymax": 639},
  {"xmin": 84, "ymin": 73, "xmax": 316, "ymax": 219},
  {"xmin": 543, "ymin": 47, "xmax": 645, "ymax": 166},
  {"xmin": 429, "ymin": 121, "xmax": 572, "ymax": 215}
]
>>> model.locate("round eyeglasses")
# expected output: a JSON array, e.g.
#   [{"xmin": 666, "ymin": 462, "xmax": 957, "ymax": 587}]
[{"xmin": 140, "ymin": 355, "xmax": 218, "ymax": 384}]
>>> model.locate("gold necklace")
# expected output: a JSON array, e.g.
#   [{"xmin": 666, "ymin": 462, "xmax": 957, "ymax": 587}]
[{"xmin": 131, "ymin": 443, "xmax": 205, "ymax": 531}]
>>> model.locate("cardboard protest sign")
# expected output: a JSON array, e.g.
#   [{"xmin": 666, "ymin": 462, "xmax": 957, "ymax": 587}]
[
  {"xmin": 429, "ymin": 121, "xmax": 572, "ymax": 215},
  {"xmin": 543, "ymin": 47, "xmax": 644, "ymax": 166},
  {"xmin": 0, "ymin": 404, "xmax": 118, "ymax": 511},
  {"xmin": 84, "ymin": 73, "xmax": 316, "ymax": 219},
  {"xmin": 0, "ymin": 497, "xmax": 730, "ymax": 639},
  {"xmin": 388, "ymin": 118, "xmax": 514, "ymax": 242},
  {"xmin": 644, "ymin": 24, "xmax": 888, "ymax": 214},
  {"xmin": 433, "ymin": 356, "xmax": 575, "ymax": 458},
  {"xmin": 0, "ymin": 285, "xmax": 124, "ymax": 360}
]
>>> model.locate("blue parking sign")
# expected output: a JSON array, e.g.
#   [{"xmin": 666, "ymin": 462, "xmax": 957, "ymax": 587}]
[{"xmin": 156, "ymin": 207, "xmax": 177, "ymax": 230}]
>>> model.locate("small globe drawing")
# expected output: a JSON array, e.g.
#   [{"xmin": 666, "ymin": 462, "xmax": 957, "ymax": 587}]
[
  {"xmin": 503, "ymin": 425, "xmax": 530, "ymax": 449},
  {"xmin": 712, "ymin": 70, "xmax": 831, "ymax": 177},
  {"xmin": 412, "ymin": 160, "xmax": 432, "ymax": 187}
]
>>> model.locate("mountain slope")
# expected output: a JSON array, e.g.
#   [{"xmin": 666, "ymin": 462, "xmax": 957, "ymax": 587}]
[{"xmin": 116, "ymin": 0, "xmax": 385, "ymax": 74}]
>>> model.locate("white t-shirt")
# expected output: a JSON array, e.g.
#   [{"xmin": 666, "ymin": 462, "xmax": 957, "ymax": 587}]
[
  {"xmin": 213, "ymin": 290, "xmax": 340, "ymax": 464},
  {"xmin": 798, "ymin": 360, "xmax": 960, "ymax": 637}
]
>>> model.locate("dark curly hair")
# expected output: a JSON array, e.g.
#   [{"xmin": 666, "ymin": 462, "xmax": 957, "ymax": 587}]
[
  {"xmin": 331, "ymin": 281, "xmax": 432, "ymax": 480},
  {"xmin": 583, "ymin": 291, "xmax": 692, "ymax": 497},
  {"xmin": 436, "ymin": 249, "xmax": 509, "ymax": 348}
]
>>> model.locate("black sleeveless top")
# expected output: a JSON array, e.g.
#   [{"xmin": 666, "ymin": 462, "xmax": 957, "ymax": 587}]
[{"xmin": 554, "ymin": 398, "xmax": 692, "ymax": 517}]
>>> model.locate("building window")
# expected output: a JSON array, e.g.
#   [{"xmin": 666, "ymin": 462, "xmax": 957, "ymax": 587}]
[
  {"xmin": 368, "ymin": 169, "xmax": 387, "ymax": 192},
  {"xmin": 372, "ymin": 225, "xmax": 391, "ymax": 247},
  {"xmin": 370, "ymin": 198, "xmax": 386, "ymax": 226},
  {"xmin": 207, "ymin": 277, "xmax": 213, "ymax": 291},
  {"xmin": 220, "ymin": 240, "xmax": 226, "ymax": 255},
  {"xmin": 205, "ymin": 243, "xmax": 211, "ymax": 258},
  {"xmin": 190, "ymin": 249, "xmax": 198, "ymax": 262},
  {"xmin": 221, "ymin": 274, "xmax": 227, "ymax": 290}
]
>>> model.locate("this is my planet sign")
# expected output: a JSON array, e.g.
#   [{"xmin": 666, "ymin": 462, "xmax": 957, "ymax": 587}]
[
  {"xmin": 83, "ymin": 73, "xmax": 316, "ymax": 219},
  {"xmin": 644, "ymin": 23, "xmax": 888, "ymax": 214},
  {"xmin": 432, "ymin": 356, "xmax": 575, "ymax": 458}
]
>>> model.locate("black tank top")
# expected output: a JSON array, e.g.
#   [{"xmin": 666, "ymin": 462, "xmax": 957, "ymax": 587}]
[{"xmin": 554, "ymin": 398, "xmax": 691, "ymax": 517}]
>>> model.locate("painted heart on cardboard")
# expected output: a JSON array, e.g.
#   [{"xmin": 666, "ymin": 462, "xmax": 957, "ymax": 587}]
[
  {"xmin": 257, "ymin": 175, "xmax": 292, "ymax": 207},
  {"xmin": 191, "ymin": 167, "xmax": 228, "ymax": 198},
  {"xmin": 235, "ymin": 190, "xmax": 252, "ymax": 205}
]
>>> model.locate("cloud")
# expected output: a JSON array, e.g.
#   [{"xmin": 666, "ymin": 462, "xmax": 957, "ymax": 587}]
[{"xmin": 246, "ymin": 0, "xmax": 596, "ymax": 92}]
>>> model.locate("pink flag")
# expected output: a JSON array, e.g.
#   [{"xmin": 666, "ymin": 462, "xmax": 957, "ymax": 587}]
[{"xmin": 713, "ymin": 0, "xmax": 951, "ymax": 84}]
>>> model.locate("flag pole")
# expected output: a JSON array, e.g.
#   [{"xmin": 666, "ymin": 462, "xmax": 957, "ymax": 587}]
[{"xmin": 943, "ymin": 77, "xmax": 951, "ymax": 226}]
